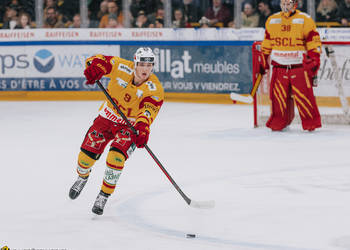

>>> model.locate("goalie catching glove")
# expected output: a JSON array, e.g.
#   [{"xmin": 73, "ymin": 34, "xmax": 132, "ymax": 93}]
[
  {"xmin": 131, "ymin": 122, "xmax": 150, "ymax": 148},
  {"xmin": 84, "ymin": 57, "xmax": 112, "ymax": 84}
]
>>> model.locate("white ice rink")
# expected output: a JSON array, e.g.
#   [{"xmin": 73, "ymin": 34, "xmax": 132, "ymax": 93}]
[{"xmin": 1, "ymin": 101, "xmax": 350, "ymax": 250}]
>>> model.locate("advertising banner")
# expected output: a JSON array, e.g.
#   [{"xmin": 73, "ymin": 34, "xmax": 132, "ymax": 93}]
[
  {"xmin": 121, "ymin": 45, "xmax": 252, "ymax": 94},
  {"xmin": 0, "ymin": 43, "xmax": 253, "ymax": 94},
  {"xmin": 0, "ymin": 45, "xmax": 119, "ymax": 91}
]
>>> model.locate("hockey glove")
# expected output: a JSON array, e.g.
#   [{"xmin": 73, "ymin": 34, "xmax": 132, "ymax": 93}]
[
  {"xmin": 258, "ymin": 53, "xmax": 269, "ymax": 75},
  {"xmin": 84, "ymin": 58, "xmax": 112, "ymax": 85},
  {"xmin": 131, "ymin": 122, "xmax": 150, "ymax": 148},
  {"xmin": 303, "ymin": 52, "xmax": 320, "ymax": 79}
]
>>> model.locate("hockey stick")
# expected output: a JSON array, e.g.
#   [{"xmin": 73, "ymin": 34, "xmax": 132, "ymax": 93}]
[
  {"xmin": 96, "ymin": 80, "xmax": 215, "ymax": 209},
  {"xmin": 230, "ymin": 73, "xmax": 262, "ymax": 104}
]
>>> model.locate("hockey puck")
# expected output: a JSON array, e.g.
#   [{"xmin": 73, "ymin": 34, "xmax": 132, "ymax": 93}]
[{"xmin": 186, "ymin": 234, "xmax": 196, "ymax": 238}]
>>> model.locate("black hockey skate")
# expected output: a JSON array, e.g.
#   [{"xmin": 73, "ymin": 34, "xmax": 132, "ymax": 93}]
[
  {"xmin": 92, "ymin": 191, "xmax": 110, "ymax": 215},
  {"xmin": 69, "ymin": 175, "xmax": 89, "ymax": 200}
]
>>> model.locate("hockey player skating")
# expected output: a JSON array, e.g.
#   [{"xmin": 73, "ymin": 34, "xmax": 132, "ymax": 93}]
[
  {"xmin": 69, "ymin": 47, "xmax": 164, "ymax": 215},
  {"xmin": 259, "ymin": 0, "xmax": 322, "ymax": 131}
]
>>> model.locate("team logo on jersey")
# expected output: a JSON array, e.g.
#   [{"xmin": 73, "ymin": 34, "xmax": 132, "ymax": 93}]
[
  {"xmin": 118, "ymin": 64, "xmax": 133, "ymax": 75},
  {"xmin": 292, "ymin": 18, "xmax": 304, "ymax": 24},
  {"xmin": 86, "ymin": 130, "xmax": 106, "ymax": 150},
  {"xmin": 117, "ymin": 77, "xmax": 128, "ymax": 88},
  {"xmin": 115, "ymin": 129, "xmax": 131, "ymax": 146},
  {"xmin": 136, "ymin": 89, "xmax": 143, "ymax": 98},
  {"xmin": 33, "ymin": 49, "xmax": 55, "ymax": 73},
  {"xmin": 269, "ymin": 18, "xmax": 281, "ymax": 24}
]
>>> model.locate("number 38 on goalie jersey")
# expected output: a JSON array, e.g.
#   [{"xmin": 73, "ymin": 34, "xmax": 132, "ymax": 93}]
[{"xmin": 85, "ymin": 54, "xmax": 164, "ymax": 127}]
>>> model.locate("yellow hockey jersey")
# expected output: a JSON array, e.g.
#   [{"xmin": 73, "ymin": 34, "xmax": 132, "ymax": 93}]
[
  {"xmin": 86, "ymin": 55, "xmax": 164, "ymax": 127},
  {"xmin": 261, "ymin": 10, "xmax": 321, "ymax": 65}
]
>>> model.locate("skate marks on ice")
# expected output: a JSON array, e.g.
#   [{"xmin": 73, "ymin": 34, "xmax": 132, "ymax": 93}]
[
  {"xmin": 333, "ymin": 235, "xmax": 350, "ymax": 249},
  {"xmin": 113, "ymin": 188, "xmax": 318, "ymax": 250}
]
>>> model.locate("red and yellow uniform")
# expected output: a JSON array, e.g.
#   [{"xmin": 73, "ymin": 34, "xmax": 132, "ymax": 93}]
[
  {"xmin": 77, "ymin": 54, "xmax": 164, "ymax": 194},
  {"xmin": 261, "ymin": 9, "xmax": 322, "ymax": 131}
]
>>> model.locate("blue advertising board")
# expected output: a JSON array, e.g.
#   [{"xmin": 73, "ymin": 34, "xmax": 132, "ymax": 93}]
[{"xmin": 0, "ymin": 41, "xmax": 253, "ymax": 95}]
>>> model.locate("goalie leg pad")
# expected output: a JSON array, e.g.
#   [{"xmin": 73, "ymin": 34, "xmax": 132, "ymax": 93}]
[
  {"xmin": 291, "ymin": 67, "xmax": 321, "ymax": 131},
  {"xmin": 266, "ymin": 68, "xmax": 291, "ymax": 131},
  {"xmin": 77, "ymin": 151, "xmax": 96, "ymax": 178},
  {"xmin": 101, "ymin": 150, "xmax": 125, "ymax": 195}
]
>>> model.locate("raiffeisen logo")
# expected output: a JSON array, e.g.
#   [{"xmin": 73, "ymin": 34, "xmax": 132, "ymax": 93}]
[{"xmin": 34, "ymin": 49, "xmax": 55, "ymax": 73}]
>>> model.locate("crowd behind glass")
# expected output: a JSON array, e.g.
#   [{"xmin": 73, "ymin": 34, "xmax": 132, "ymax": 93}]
[{"xmin": 1, "ymin": 0, "xmax": 350, "ymax": 29}]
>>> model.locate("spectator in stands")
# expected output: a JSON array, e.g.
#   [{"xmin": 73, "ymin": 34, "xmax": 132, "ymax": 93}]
[
  {"xmin": 59, "ymin": 0, "xmax": 79, "ymax": 24},
  {"xmin": 14, "ymin": 12, "xmax": 31, "ymax": 29},
  {"xmin": 198, "ymin": 16, "xmax": 210, "ymax": 28},
  {"xmin": 204, "ymin": 0, "xmax": 232, "ymax": 27},
  {"xmin": 7, "ymin": 0, "xmax": 23, "ymax": 12},
  {"xmin": 241, "ymin": 2, "xmax": 259, "ymax": 27},
  {"xmin": 99, "ymin": 0, "xmax": 123, "ymax": 28},
  {"xmin": 336, "ymin": 0, "xmax": 350, "ymax": 26},
  {"xmin": 316, "ymin": 0, "xmax": 338, "ymax": 22},
  {"xmin": 172, "ymin": 8, "xmax": 187, "ymax": 28},
  {"xmin": 270, "ymin": 0, "xmax": 281, "ymax": 12},
  {"xmin": 43, "ymin": 6, "xmax": 64, "ymax": 28},
  {"xmin": 147, "ymin": 4, "xmax": 164, "ymax": 25},
  {"xmin": 106, "ymin": 13, "xmax": 123, "ymax": 28},
  {"xmin": 97, "ymin": 0, "xmax": 109, "ymax": 21},
  {"xmin": 44, "ymin": 0, "xmax": 58, "ymax": 17},
  {"xmin": 132, "ymin": 10, "xmax": 149, "ymax": 28},
  {"xmin": 257, "ymin": 0, "xmax": 272, "ymax": 28},
  {"xmin": 154, "ymin": 17, "xmax": 164, "ymax": 28},
  {"xmin": 180, "ymin": 0, "xmax": 202, "ymax": 24},
  {"xmin": 21, "ymin": 0, "xmax": 35, "ymax": 22},
  {"xmin": 69, "ymin": 13, "xmax": 81, "ymax": 28},
  {"xmin": 2, "ymin": 6, "xmax": 18, "ymax": 29},
  {"xmin": 130, "ymin": 0, "xmax": 157, "ymax": 19},
  {"xmin": 296, "ymin": 0, "xmax": 307, "ymax": 12}
]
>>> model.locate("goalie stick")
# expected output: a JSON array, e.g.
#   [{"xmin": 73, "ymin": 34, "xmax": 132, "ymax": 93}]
[
  {"xmin": 230, "ymin": 73, "xmax": 263, "ymax": 104},
  {"xmin": 96, "ymin": 80, "xmax": 215, "ymax": 209}
]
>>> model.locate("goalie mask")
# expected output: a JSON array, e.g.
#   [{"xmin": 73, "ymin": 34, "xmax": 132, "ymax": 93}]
[
  {"xmin": 280, "ymin": 0, "xmax": 297, "ymax": 13},
  {"xmin": 134, "ymin": 47, "xmax": 155, "ymax": 68}
]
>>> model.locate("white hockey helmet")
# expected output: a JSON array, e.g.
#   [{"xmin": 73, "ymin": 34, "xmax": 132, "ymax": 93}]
[{"xmin": 134, "ymin": 47, "xmax": 155, "ymax": 67}]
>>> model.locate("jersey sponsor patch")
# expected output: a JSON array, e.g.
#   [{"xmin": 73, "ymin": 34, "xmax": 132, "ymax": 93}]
[
  {"xmin": 118, "ymin": 63, "xmax": 133, "ymax": 75},
  {"xmin": 136, "ymin": 89, "xmax": 143, "ymax": 98},
  {"xmin": 146, "ymin": 81, "xmax": 157, "ymax": 91},
  {"xmin": 151, "ymin": 95, "xmax": 160, "ymax": 101},
  {"xmin": 116, "ymin": 77, "xmax": 128, "ymax": 88},
  {"xmin": 100, "ymin": 102, "xmax": 136, "ymax": 125},
  {"xmin": 292, "ymin": 18, "xmax": 304, "ymax": 24},
  {"xmin": 269, "ymin": 18, "xmax": 281, "ymax": 24},
  {"xmin": 271, "ymin": 50, "xmax": 305, "ymax": 65}
]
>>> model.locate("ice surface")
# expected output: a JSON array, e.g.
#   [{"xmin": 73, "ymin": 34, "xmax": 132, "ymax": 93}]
[{"xmin": 1, "ymin": 101, "xmax": 350, "ymax": 250}]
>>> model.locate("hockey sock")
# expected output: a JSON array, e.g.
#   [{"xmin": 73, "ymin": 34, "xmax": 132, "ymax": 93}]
[
  {"xmin": 77, "ymin": 151, "xmax": 96, "ymax": 178},
  {"xmin": 101, "ymin": 150, "xmax": 125, "ymax": 195}
]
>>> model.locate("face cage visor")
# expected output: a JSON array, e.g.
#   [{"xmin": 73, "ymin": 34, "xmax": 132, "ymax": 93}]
[
  {"xmin": 139, "ymin": 57, "xmax": 155, "ymax": 63},
  {"xmin": 280, "ymin": 0, "xmax": 297, "ymax": 13}
]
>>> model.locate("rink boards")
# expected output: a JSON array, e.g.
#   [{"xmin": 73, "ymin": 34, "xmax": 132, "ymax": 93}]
[{"xmin": 0, "ymin": 28, "xmax": 349, "ymax": 105}]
